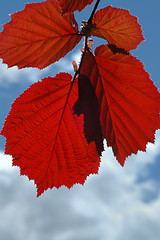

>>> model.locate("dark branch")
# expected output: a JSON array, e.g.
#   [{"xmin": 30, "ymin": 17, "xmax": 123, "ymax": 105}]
[{"xmin": 88, "ymin": 0, "xmax": 101, "ymax": 24}]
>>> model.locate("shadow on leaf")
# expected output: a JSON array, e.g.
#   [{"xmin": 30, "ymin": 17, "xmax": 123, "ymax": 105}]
[{"xmin": 73, "ymin": 74, "xmax": 104, "ymax": 156}]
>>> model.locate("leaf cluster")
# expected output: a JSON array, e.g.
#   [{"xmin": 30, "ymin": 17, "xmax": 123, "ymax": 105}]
[{"xmin": 0, "ymin": 0, "xmax": 159, "ymax": 196}]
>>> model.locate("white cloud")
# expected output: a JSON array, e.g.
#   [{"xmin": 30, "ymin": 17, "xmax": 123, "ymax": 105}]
[
  {"xmin": 0, "ymin": 60, "xmax": 46, "ymax": 86},
  {"xmin": 71, "ymin": 51, "xmax": 82, "ymax": 65},
  {"xmin": 122, "ymin": 130, "xmax": 160, "ymax": 178},
  {"xmin": 54, "ymin": 50, "xmax": 82, "ymax": 73},
  {"xmin": 0, "ymin": 152, "xmax": 12, "ymax": 171},
  {"xmin": 0, "ymin": 51, "xmax": 82, "ymax": 87},
  {"xmin": 0, "ymin": 131, "xmax": 160, "ymax": 240}
]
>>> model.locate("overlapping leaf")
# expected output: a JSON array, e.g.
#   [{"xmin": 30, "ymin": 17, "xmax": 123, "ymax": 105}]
[
  {"xmin": 92, "ymin": 6, "xmax": 144, "ymax": 51},
  {"xmin": 1, "ymin": 0, "xmax": 159, "ymax": 197},
  {"xmin": 1, "ymin": 73, "xmax": 100, "ymax": 196},
  {"xmin": 0, "ymin": 0, "xmax": 82, "ymax": 69},
  {"xmin": 73, "ymin": 74, "xmax": 104, "ymax": 156},
  {"xmin": 58, "ymin": 0, "xmax": 95, "ymax": 15},
  {"xmin": 80, "ymin": 45, "xmax": 160, "ymax": 165}
]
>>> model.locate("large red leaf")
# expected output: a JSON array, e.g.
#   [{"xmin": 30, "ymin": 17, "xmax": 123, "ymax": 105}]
[
  {"xmin": 92, "ymin": 6, "xmax": 144, "ymax": 51},
  {"xmin": 80, "ymin": 45, "xmax": 160, "ymax": 165},
  {"xmin": 1, "ymin": 73, "xmax": 100, "ymax": 196},
  {"xmin": 58, "ymin": 0, "xmax": 95, "ymax": 15},
  {"xmin": 0, "ymin": 0, "xmax": 82, "ymax": 69}
]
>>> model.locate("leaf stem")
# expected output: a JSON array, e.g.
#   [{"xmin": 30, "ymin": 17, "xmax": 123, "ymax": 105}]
[
  {"xmin": 78, "ymin": 36, "xmax": 88, "ymax": 72},
  {"xmin": 71, "ymin": 0, "xmax": 101, "ymax": 86},
  {"xmin": 88, "ymin": 0, "xmax": 101, "ymax": 24}
]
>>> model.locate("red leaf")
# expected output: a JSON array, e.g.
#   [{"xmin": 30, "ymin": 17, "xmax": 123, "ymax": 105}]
[
  {"xmin": 92, "ymin": 6, "xmax": 144, "ymax": 51},
  {"xmin": 80, "ymin": 45, "xmax": 160, "ymax": 165},
  {"xmin": 0, "ymin": 0, "xmax": 82, "ymax": 69},
  {"xmin": 1, "ymin": 73, "xmax": 100, "ymax": 196},
  {"xmin": 73, "ymin": 74, "xmax": 104, "ymax": 156},
  {"xmin": 58, "ymin": 0, "xmax": 95, "ymax": 15}
]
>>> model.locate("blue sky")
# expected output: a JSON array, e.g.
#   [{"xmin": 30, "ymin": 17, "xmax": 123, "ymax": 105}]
[{"xmin": 0, "ymin": 1, "xmax": 160, "ymax": 240}]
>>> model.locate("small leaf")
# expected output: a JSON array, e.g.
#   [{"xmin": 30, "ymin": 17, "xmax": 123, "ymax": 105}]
[
  {"xmin": 58, "ymin": 0, "xmax": 95, "ymax": 15},
  {"xmin": 80, "ymin": 45, "xmax": 160, "ymax": 165},
  {"xmin": 1, "ymin": 73, "xmax": 100, "ymax": 196},
  {"xmin": 0, "ymin": 0, "xmax": 82, "ymax": 69},
  {"xmin": 92, "ymin": 6, "xmax": 145, "ymax": 51}
]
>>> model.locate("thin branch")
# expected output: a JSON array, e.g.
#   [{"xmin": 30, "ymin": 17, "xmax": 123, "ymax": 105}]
[{"xmin": 88, "ymin": 0, "xmax": 101, "ymax": 24}]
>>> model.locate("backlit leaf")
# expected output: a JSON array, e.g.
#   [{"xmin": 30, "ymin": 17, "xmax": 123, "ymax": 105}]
[
  {"xmin": 0, "ymin": 0, "xmax": 82, "ymax": 69},
  {"xmin": 58, "ymin": 0, "xmax": 95, "ymax": 15},
  {"xmin": 1, "ymin": 73, "xmax": 100, "ymax": 196},
  {"xmin": 92, "ymin": 6, "xmax": 144, "ymax": 51},
  {"xmin": 80, "ymin": 45, "xmax": 160, "ymax": 165}
]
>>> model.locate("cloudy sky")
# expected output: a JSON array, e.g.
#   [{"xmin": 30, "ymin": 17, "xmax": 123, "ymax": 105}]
[{"xmin": 0, "ymin": 0, "xmax": 160, "ymax": 239}]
